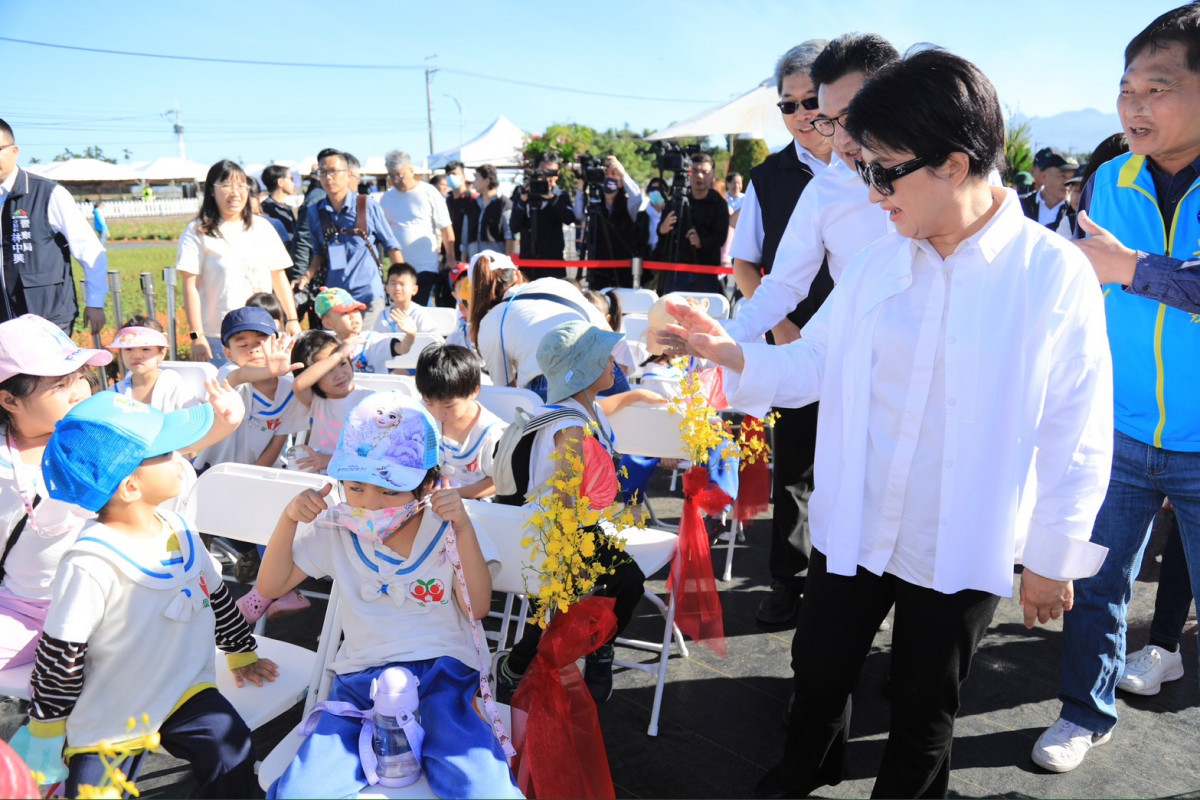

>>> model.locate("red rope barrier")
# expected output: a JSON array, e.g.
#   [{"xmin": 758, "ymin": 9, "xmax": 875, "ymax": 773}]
[{"xmin": 511, "ymin": 258, "xmax": 732, "ymax": 276}]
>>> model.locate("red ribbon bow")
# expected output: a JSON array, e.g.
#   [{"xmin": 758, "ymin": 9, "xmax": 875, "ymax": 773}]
[{"xmin": 666, "ymin": 466, "xmax": 728, "ymax": 657}]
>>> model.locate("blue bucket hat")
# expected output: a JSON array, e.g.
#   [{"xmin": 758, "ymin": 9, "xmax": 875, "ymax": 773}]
[
  {"xmin": 328, "ymin": 392, "xmax": 440, "ymax": 492},
  {"xmin": 536, "ymin": 320, "xmax": 623, "ymax": 404},
  {"xmin": 42, "ymin": 392, "xmax": 214, "ymax": 513}
]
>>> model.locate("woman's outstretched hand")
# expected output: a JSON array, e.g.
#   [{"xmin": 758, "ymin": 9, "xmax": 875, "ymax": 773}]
[{"xmin": 656, "ymin": 299, "xmax": 746, "ymax": 372}]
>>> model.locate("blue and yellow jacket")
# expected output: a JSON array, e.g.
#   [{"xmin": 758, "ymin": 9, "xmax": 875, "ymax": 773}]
[{"xmin": 1090, "ymin": 152, "xmax": 1200, "ymax": 451}]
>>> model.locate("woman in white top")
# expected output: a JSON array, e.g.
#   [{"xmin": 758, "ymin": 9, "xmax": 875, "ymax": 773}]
[
  {"xmin": 178, "ymin": 160, "xmax": 301, "ymax": 366},
  {"xmin": 662, "ymin": 49, "xmax": 1113, "ymax": 799}
]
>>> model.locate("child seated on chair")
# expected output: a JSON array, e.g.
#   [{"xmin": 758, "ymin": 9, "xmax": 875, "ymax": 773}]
[
  {"xmin": 376, "ymin": 262, "xmax": 441, "ymax": 338},
  {"xmin": 315, "ymin": 287, "xmax": 408, "ymax": 374},
  {"xmin": 444, "ymin": 262, "xmax": 476, "ymax": 353},
  {"xmin": 492, "ymin": 320, "xmax": 647, "ymax": 706},
  {"xmin": 257, "ymin": 392, "xmax": 521, "ymax": 799},
  {"xmin": 287, "ymin": 330, "xmax": 375, "ymax": 475},
  {"xmin": 416, "ymin": 344, "xmax": 506, "ymax": 500},
  {"xmin": 191, "ymin": 307, "xmax": 311, "ymax": 624},
  {"xmin": 13, "ymin": 390, "xmax": 277, "ymax": 799},
  {"xmin": 109, "ymin": 315, "xmax": 200, "ymax": 411},
  {"xmin": 245, "ymin": 291, "xmax": 288, "ymax": 332}
]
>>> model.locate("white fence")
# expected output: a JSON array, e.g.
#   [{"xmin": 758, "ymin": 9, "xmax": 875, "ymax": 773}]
[{"xmin": 78, "ymin": 198, "xmax": 201, "ymax": 219}]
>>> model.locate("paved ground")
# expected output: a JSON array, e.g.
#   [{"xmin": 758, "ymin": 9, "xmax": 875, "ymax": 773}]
[{"xmin": 4, "ymin": 483, "xmax": 1196, "ymax": 799}]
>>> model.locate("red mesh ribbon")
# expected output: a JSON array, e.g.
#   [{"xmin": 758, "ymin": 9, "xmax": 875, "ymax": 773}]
[
  {"xmin": 580, "ymin": 436, "xmax": 619, "ymax": 511},
  {"xmin": 737, "ymin": 416, "xmax": 771, "ymax": 521},
  {"xmin": 511, "ymin": 596, "xmax": 618, "ymax": 799},
  {"xmin": 666, "ymin": 467, "xmax": 728, "ymax": 657},
  {"xmin": 694, "ymin": 366, "xmax": 728, "ymax": 411}
]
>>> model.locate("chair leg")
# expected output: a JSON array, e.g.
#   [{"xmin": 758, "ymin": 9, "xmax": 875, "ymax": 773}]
[
  {"xmin": 721, "ymin": 506, "xmax": 739, "ymax": 583},
  {"xmin": 646, "ymin": 592, "xmax": 681, "ymax": 737}
]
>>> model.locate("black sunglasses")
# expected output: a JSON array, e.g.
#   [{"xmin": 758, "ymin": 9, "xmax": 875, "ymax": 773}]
[
  {"xmin": 854, "ymin": 154, "xmax": 944, "ymax": 197},
  {"xmin": 777, "ymin": 97, "xmax": 820, "ymax": 114}
]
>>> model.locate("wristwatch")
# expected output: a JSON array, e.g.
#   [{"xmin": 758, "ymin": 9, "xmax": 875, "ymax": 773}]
[{"xmin": 189, "ymin": 331, "xmax": 202, "ymax": 341}]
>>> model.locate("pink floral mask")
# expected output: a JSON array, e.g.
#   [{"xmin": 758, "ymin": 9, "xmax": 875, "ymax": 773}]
[{"xmin": 330, "ymin": 497, "xmax": 428, "ymax": 543}]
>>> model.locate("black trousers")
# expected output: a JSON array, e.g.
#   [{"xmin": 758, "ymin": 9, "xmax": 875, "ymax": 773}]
[
  {"xmin": 769, "ymin": 402, "xmax": 818, "ymax": 592},
  {"xmin": 781, "ymin": 550, "xmax": 1000, "ymax": 799},
  {"xmin": 507, "ymin": 535, "xmax": 646, "ymax": 674},
  {"xmin": 67, "ymin": 688, "xmax": 258, "ymax": 799}
]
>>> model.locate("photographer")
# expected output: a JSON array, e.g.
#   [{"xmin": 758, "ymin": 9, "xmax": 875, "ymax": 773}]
[
  {"xmin": 509, "ymin": 151, "xmax": 576, "ymax": 278},
  {"xmin": 653, "ymin": 152, "xmax": 729, "ymax": 295},
  {"xmin": 573, "ymin": 155, "xmax": 643, "ymax": 289}
]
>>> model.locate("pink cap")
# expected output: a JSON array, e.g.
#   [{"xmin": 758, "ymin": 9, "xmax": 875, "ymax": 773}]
[
  {"xmin": 106, "ymin": 326, "xmax": 169, "ymax": 350},
  {"xmin": 0, "ymin": 314, "xmax": 112, "ymax": 383}
]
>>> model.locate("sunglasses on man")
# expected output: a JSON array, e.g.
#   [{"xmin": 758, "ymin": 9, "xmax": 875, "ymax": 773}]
[{"xmin": 776, "ymin": 97, "xmax": 820, "ymax": 114}]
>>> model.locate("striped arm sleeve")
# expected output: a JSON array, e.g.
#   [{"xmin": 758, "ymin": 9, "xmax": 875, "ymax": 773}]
[
  {"xmin": 30, "ymin": 634, "xmax": 88, "ymax": 724},
  {"xmin": 210, "ymin": 581, "xmax": 257, "ymax": 655}
]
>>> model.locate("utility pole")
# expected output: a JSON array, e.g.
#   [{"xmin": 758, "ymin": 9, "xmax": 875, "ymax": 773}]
[
  {"xmin": 173, "ymin": 99, "xmax": 186, "ymax": 160},
  {"xmin": 424, "ymin": 55, "xmax": 438, "ymax": 156}
]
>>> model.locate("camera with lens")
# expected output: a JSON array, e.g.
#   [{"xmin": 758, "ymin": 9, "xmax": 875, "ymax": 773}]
[
  {"xmin": 293, "ymin": 286, "xmax": 313, "ymax": 319},
  {"xmin": 648, "ymin": 142, "xmax": 702, "ymax": 174},
  {"xmin": 577, "ymin": 153, "xmax": 610, "ymax": 206}
]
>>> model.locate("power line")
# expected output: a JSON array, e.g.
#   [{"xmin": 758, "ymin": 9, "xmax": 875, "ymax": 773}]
[{"xmin": 0, "ymin": 36, "xmax": 720, "ymax": 104}]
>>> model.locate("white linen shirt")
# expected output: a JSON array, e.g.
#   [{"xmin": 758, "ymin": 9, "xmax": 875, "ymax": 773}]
[
  {"xmin": 725, "ymin": 154, "xmax": 887, "ymax": 343},
  {"xmin": 724, "ymin": 189, "xmax": 1113, "ymax": 597},
  {"xmin": 728, "ymin": 140, "xmax": 830, "ymax": 265}
]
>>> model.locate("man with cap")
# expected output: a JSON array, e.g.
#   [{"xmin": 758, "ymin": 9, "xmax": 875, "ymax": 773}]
[{"xmin": 1022, "ymin": 147, "xmax": 1079, "ymax": 233}]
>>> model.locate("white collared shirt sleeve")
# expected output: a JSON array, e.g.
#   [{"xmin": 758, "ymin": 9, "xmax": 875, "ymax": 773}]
[
  {"xmin": 47, "ymin": 185, "xmax": 108, "ymax": 307},
  {"xmin": 622, "ymin": 174, "xmax": 643, "ymax": 218},
  {"xmin": 728, "ymin": 182, "xmax": 764, "ymax": 264}
]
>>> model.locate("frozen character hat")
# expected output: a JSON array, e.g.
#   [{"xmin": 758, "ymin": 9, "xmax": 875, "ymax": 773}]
[
  {"xmin": 328, "ymin": 391, "xmax": 440, "ymax": 492},
  {"xmin": 536, "ymin": 320, "xmax": 623, "ymax": 404},
  {"xmin": 42, "ymin": 392, "xmax": 214, "ymax": 513},
  {"xmin": 0, "ymin": 314, "xmax": 112, "ymax": 383},
  {"xmin": 107, "ymin": 326, "xmax": 169, "ymax": 350}
]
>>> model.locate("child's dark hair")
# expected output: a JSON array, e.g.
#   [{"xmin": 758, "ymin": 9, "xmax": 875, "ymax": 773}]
[
  {"xmin": 122, "ymin": 314, "xmax": 164, "ymax": 333},
  {"xmin": 583, "ymin": 289, "xmax": 622, "ymax": 331},
  {"xmin": 387, "ymin": 262, "xmax": 419, "ymax": 283},
  {"xmin": 415, "ymin": 344, "xmax": 482, "ymax": 401},
  {"xmin": 291, "ymin": 329, "xmax": 340, "ymax": 399},
  {"xmin": 246, "ymin": 291, "xmax": 286, "ymax": 328},
  {"xmin": 0, "ymin": 374, "xmax": 40, "ymax": 430}
]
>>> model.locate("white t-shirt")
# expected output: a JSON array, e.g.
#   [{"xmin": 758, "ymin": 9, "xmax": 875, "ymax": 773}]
[
  {"xmin": 346, "ymin": 332, "xmax": 400, "ymax": 374},
  {"xmin": 291, "ymin": 507, "xmax": 498, "ymax": 674},
  {"xmin": 440, "ymin": 404, "xmax": 506, "ymax": 490},
  {"xmin": 373, "ymin": 304, "xmax": 440, "ymax": 336},
  {"xmin": 378, "ymin": 184, "xmax": 452, "ymax": 272},
  {"xmin": 175, "ymin": 216, "xmax": 293, "ymax": 335},
  {"xmin": 527, "ymin": 397, "xmax": 616, "ymax": 493},
  {"xmin": 476, "ymin": 278, "xmax": 610, "ymax": 387},
  {"xmin": 44, "ymin": 514, "xmax": 225, "ymax": 747},
  {"xmin": 305, "ymin": 387, "xmax": 376, "ymax": 455},
  {"xmin": 194, "ymin": 368, "xmax": 309, "ymax": 471},
  {"xmin": 111, "ymin": 369, "xmax": 202, "ymax": 412}
]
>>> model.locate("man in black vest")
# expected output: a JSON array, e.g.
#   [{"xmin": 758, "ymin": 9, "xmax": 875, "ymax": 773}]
[
  {"xmin": 510, "ymin": 151, "xmax": 576, "ymax": 279},
  {"xmin": 0, "ymin": 119, "xmax": 108, "ymax": 335},
  {"xmin": 1022, "ymin": 147, "xmax": 1079, "ymax": 234},
  {"xmin": 728, "ymin": 41, "xmax": 833, "ymax": 625},
  {"xmin": 461, "ymin": 164, "xmax": 513, "ymax": 260}
]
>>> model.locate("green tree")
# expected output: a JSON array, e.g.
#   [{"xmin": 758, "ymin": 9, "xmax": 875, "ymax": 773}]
[
  {"xmin": 53, "ymin": 146, "xmax": 116, "ymax": 163},
  {"xmin": 727, "ymin": 138, "xmax": 769, "ymax": 181},
  {"xmin": 1004, "ymin": 119, "xmax": 1034, "ymax": 184}
]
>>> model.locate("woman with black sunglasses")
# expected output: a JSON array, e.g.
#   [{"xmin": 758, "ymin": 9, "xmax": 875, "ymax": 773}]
[{"xmin": 661, "ymin": 48, "xmax": 1114, "ymax": 799}]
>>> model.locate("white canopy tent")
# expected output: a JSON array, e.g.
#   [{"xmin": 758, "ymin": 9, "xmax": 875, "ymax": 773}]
[
  {"xmin": 646, "ymin": 79, "xmax": 786, "ymax": 141},
  {"xmin": 26, "ymin": 159, "xmax": 142, "ymax": 182},
  {"xmin": 135, "ymin": 157, "xmax": 210, "ymax": 182},
  {"xmin": 428, "ymin": 115, "xmax": 526, "ymax": 169}
]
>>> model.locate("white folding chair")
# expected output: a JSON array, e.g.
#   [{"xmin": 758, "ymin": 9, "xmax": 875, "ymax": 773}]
[
  {"xmin": 621, "ymin": 314, "xmax": 650, "ymax": 346},
  {"xmin": 353, "ymin": 372, "xmax": 420, "ymax": 397},
  {"xmin": 610, "ymin": 287, "xmax": 658, "ymax": 316},
  {"xmin": 477, "ymin": 385, "xmax": 543, "ymax": 425},
  {"xmin": 673, "ymin": 291, "xmax": 731, "ymax": 319},
  {"xmin": 183, "ymin": 463, "xmax": 337, "ymax": 730},
  {"xmin": 0, "ymin": 662, "xmax": 32, "ymax": 700},
  {"xmin": 158, "ymin": 360, "xmax": 218, "ymax": 404},
  {"xmin": 422, "ymin": 307, "xmax": 460, "ymax": 339},
  {"xmin": 385, "ymin": 333, "xmax": 446, "ymax": 372}
]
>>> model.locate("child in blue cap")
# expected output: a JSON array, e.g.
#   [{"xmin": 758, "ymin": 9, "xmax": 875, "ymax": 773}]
[{"xmin": 12, "ymin": 391, "xmax": 277, "ymax": 798}]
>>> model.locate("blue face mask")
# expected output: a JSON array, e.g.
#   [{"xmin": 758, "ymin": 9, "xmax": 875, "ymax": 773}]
[
  {"xmin": 447, "ymin": 173, "xmax": 464, "ymax": 190},
  {"xmin": 648, "ymin": 190, "xmax": 665, "ymax": 206}
]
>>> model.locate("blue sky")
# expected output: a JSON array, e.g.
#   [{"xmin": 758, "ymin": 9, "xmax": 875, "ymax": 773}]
[{"xmin": 1, "ymin": 0, "xmax": 1178, "ymax": 168}]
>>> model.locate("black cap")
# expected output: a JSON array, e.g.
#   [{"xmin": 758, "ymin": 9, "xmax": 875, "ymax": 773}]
[{"xmin": 1033, "ymin": 147, "xmax": 1079, "ymax": 172}]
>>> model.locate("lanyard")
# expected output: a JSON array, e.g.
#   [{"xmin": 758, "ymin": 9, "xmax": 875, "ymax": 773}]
[{"xmin": 4, "ymin": 431, "xmax": 43, "ymax": 539}]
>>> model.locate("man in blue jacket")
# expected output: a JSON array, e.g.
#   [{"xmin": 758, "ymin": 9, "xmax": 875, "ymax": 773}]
[{"xmin": 1033, "ymin": 3, "xmax": 1200, "ymax": 774}]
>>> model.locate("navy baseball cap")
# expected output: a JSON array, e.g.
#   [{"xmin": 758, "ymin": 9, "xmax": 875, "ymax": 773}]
[
  {"xmin": 42, "ymin": 392, "xmax": 214, "ymax": 513},
  {"xmin": 220, "ymin": 306, "xmax": 278, "ymax": 346},
  {"xmin": 1033, "ymin": 147, "xmax": 1079, "ymax": 172}
]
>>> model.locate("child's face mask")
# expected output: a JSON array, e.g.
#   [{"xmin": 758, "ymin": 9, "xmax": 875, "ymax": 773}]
[{"xmin": 330, "ymin": 496, "xmax": 428, "ymax": 543}]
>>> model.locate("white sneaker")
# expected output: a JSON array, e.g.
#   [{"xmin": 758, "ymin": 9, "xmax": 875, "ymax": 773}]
[
  {"xmin": 1118, "ymin": 644, "xmax": 1185, "ymax": 696},
  {"xmin": 1031, "ymin": 717, "xmax": 1112, "ymax": 773}
]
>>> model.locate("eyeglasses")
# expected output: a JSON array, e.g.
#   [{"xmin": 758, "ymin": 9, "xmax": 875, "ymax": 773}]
[
  {"xmin": 812, "ymin": 113, "xmax": 850, "ymax": 137},
  {"xmin": 854, "ymin": 154, "xmax": 943, "ymax": 197},
  {"xmin": 215, "ymin": 181, "xmax": 250, "ymax": 192},
  {"xmin": 777, "ymin": 97, "xmax": 820, "ymax": 115},
  {"xmin": 316, "ymin": 168, "xmax": 348, "ymax": 179}
]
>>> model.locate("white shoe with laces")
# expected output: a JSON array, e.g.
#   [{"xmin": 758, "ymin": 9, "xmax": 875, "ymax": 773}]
[
  {"xmin": 1118, "ymin": 644, "xmax": 1185, "ymax": 696},
  {"xmin": 1031, "ymin": 717, "xmax": 1112, "ymax": 773}
]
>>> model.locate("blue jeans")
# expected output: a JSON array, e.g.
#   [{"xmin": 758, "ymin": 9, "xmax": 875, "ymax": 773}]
[{"xmin": 1059, "ymin": 429, "xmax": 1200, "ymax": 734}]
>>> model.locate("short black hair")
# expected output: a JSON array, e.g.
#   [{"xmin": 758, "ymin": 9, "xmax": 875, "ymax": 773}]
[
  {"xmin": 534, "ymin": 151, "xmax": 560, "ymax": 168},
  {"xmin": 845, "ymin": 47, "xmax": 1004, "ymax": 180},
  {"xmin": 262, "ymin": 165, "xmax": 290, "ymax": 193},
  {"xmin": 444, "ymin": 160, "xmax": 464, "ymax": 173},
  {"xmin": 415, "ymin": 344, "xmax": 482, "ymax": 401},
  {"xmin": 291, "ymin": 330, "xmax": 340, "ymax": 398},
  {"xmin": 122, "ymin": 314, "xmax": 164, "ymax": 332},
  {"xmin": 809, "ymin": 32, "xmax": 899, "ymax": 90},
  {"xmin": 387, "ymin": 262, "xmax": 419, "ymax": 282},
  {"xmin": 316, "ymin": 147, "xmax": 342, "ymax": 163},
  {"xmin": 1126, "ymin": 2, "xmax": 1200, "ymax": 72},
  {"xmin": 475, "ymin": 164, "xmax": 499, "ymax": 189},
  {"xmin": 0, "ymin": 118, "xmax": 12, "ymax": 144},
  {"xmin": 245, "ymin": 291, "xmax": 285, "ymax": 326}
]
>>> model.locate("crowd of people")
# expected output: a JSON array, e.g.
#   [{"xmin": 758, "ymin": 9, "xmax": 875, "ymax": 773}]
[{"xmin": 1, "ymin": 3, "xmax": 1200, "ymax": 798}]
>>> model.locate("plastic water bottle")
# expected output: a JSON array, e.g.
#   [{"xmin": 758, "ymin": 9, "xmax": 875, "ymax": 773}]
[
  {"xmin": 284, "ymin": 444, "xmax": 316, "ymax": 472},
  {"xmin": 370, "ymin": 667, "xmax": 422, "ymax": 787}
]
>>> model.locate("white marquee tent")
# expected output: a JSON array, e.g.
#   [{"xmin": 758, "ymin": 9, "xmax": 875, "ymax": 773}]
[
  {"xmin": 134, "ymin": 157, "xmax": 211, "ymax": 182},
  {"xmin": 647, "ymin": 79, "xmax": 787, "ymax": 141},
  {"xmin": 26, "ymin": 159, "xmax": 142, "ymax": 182},
  {"xmin": 428, "ymin": 116, "xmax": 527, "ymax": 169}
]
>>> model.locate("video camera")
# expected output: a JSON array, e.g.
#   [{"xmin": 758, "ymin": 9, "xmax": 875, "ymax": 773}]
[
  {"xmin": 523, "ymin": 168, "xmax": 555, "ymax": 197},
  {"xmin": 646, "ymin": 141, "xmax": 702, "ymax": 175},
  {"xmin": 576, "ymin": 153, "xmax": 609, "ymax": 207}
]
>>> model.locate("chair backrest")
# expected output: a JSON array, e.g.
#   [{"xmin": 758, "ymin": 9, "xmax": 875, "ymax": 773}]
[
  {"xmin": 477, "ymin": 385, "xmax": 544, "ymax": 425},
  {"xmin": 158, "ymin": 360, "xmax": 218, "ymax": 404},
  {"xmin": 621, "ymin": 314, "xmax": 650, "ymax": 347},
  {"xmin": 674, "ymin": 291, "xmax": 731, "ymax": 319},
  {"xmin": 351, "ymin": 372, "xmax": 419, "ymax": 397},
  {"xmin": 614, "ymin": 526, "xmax": 678, "ymax": 578},
  {"xmin": 423, "ymin": 306, "xmax": 460, "ymax": 338},
  {"xmin": 462, "ymin": 500, "xmax": 535, "ymax": 596},
  {"xmin": 607, "ymin": 402, "xmax": 689, "ymax": 459},
  {"xmin": 385, "ymin": 332, "xmax": 446, "ymax": 372},
  {"xmin": 610, "ymin": 287, "xmax": 658, "ymax": 316},
  {"xmin": 184, "ymin": 463, "xmax": 337, "ymax": 546}
]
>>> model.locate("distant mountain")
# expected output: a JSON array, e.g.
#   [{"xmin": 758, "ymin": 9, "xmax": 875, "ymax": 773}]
[{"xmin": 1012, "ymin": 109, "xmax": 1123, "ymax": 156}]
